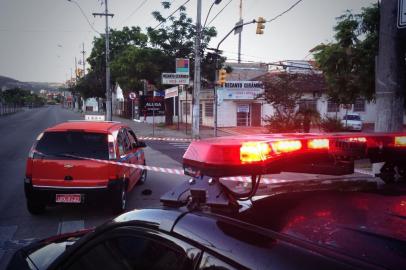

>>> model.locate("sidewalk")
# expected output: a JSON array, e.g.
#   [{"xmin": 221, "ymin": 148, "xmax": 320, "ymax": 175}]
[{"xmin": 112, "ymin": 116, "xmax": 231, "ymax": 139}]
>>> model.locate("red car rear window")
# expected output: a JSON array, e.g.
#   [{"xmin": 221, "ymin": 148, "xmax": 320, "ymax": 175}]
[{"xmin": 35, "ymin": 131, "xmax": 109, "ymax": 160}]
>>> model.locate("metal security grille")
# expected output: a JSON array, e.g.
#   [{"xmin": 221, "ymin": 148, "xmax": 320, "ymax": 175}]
[{"xmin": 237, "ymin": 104, "xmax": 250, "ymax": 126}]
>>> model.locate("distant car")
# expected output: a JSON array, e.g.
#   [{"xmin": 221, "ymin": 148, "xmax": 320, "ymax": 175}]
[
  {"xmin": 341, "ymin": 113, "xmax": 363, "ymax": 131},
  {"xmin": 25, "ymin": 121, "xmax": 147, "ymax": 215}
]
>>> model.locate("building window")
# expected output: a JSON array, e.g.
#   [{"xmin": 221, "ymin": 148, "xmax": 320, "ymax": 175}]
[
  {"xmin": 327, "ymin": 101, "xmax": 339, "ymax": 112},
  {"xmin": 182, "ymin": 102, "xmax": 190, "ymax": 115},
  {"xmin": 299, "ymin": 100, "xmax": 317, "ymax": 111},
  {"xmin": 205, "ymin": 103, "xmax": 213, "ymax": 117},
  {"xmin": 353, "ymin": 99, "xmax": 365, "ymax": 112}
]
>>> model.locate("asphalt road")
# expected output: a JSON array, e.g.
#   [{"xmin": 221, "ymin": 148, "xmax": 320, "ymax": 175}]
[
  {"xmin": 146, "ymin": 140, "xmax": 190, "ymax": 163},
  {"xmin": 0, "ymin": 106, "xmax": 189, "ymax": 269}
]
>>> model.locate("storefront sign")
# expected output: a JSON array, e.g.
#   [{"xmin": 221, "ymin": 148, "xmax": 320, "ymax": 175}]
[
  {"xmin": 165, "ymin": 87, "xmax": 179, "ymax": 99},
  {"xmin": 224, "ymin": 81, "xmax": 263, "ymax": 89},
  {"xmin": 220, "ymin": 81, "xmax": 264, "ymax": 100},
  {"xmin": 162, "ymin": 73, "xmax": 189, "ymax": 85},
  {"xmin": 139, "ymin": 96, "xmax": 165, "ymax": 116},
  {"xmin": 176, "ymin": 58, "xmax": 189, "ymax": 74}
]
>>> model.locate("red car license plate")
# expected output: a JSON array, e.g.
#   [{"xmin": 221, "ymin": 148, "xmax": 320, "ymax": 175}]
[{"xmin": 56, "ymin": 194, "xmax": 82, "ymax": 203}]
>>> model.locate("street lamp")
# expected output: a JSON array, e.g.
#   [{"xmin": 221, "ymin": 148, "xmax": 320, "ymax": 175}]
[{"xmin": 203, "ymin": 0, "xmax": 222, "ymax": 29}]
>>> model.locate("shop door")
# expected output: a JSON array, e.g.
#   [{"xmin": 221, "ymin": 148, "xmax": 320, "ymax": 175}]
[
  {"xmin": 237, "ymin": 104, "xmax": 250, "ymax": 126},
  {"xmin": 251, "ymin": 103, "xmax": 261, "ymax": 126}
]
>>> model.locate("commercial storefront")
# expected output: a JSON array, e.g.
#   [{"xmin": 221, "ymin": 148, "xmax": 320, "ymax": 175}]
[{"xmin": 217, "ymin": 81, "xmax": 265, "ymax": 127}]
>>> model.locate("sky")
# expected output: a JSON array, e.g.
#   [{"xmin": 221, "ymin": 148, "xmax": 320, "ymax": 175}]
[{"xmin": 0, "ymin": 0, "xmax": 376, "ymax": 83}]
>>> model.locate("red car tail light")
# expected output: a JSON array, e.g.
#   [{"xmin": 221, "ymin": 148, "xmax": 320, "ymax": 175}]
[{"xmin": 108, "ymin": 134, "xmax": 116, "ymax": 160}]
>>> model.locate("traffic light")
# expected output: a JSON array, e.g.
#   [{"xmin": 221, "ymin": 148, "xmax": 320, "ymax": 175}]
[
  {"xmin": 256, "ymin": 17, "xmax": 266, "ymax": 35},
  {"xmin": 218, "ymin": 69, "xmax": 227, "ymax": 86}
]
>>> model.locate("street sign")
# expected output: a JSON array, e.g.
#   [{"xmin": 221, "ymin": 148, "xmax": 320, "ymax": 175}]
[
  {"xmin": 398, "ymin": 0, "xmax": 406, "ymax": 28},
  {"xmin": 234, "ymin": 19, "xmax": 244, "ymax": 35},
  {"xmin": 162, "ymin": 73, "xmax": 190, "ymax": 85},
  {"xmin": 129, "ymin": 92, "xmax": 136, "ymax": 100}
]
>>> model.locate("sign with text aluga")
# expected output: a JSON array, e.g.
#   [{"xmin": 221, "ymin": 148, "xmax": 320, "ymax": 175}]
[{"xmin": 162, "ymin": 73, "xmax": 190, "ymax": 85}]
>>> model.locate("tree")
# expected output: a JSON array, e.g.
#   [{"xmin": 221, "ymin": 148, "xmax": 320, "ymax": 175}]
[
  {"xmin": 73, "ymin": 71, "xmax": 105, "ymax": 100},
  {"xmin": 86, "ymin": 26, "xmax": 149, "ymax": 97},
  {"xmin": 0, "ymin": 88, "xmax": 45, "ymax": 107},
  {"xmin": 110, "ymin": 47, "xmax": 173, "ymax": 92},
  {"xmin": 260, "ymin": 73, "xmax": 307, "ymax": 132},
  {"xmin": 146, "ymin": 1, "xmax": 219, "ymax": 81},
  {"xmin": 311, "ymin": 4, "xmax": 379, "ymax": 107}
]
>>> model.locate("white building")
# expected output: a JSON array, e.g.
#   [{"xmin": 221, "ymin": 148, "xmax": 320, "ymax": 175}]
[
  {"xmin": 177, "ymin": 60, "xmax": 406, "ymax": 128},
  {"xmin": 82, "ymin": 97, "xmax": 99, "ymax": 112}
]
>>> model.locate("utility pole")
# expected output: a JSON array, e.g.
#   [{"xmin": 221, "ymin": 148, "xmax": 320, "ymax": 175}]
[
  {"xmin": 192, "ymin": 0, "xmax": 202, "ymax": 138},
  {"xmin": 81, "ymin": 43, "xmax": 86, "ymax": 77},
  {"xmin": 93, "ymin": 0, "xmax": 114, "ymax": 121},
  {"xmin": 238, "ymin": 0, "xmax": 243, "ymax": 63},
  {"xmin": 75, "ymin": 57, "xmax": 78, "ymax": 80},
  {"xmin": 375, "ymin": 0, "xmax": 404, "ymax": 132}
]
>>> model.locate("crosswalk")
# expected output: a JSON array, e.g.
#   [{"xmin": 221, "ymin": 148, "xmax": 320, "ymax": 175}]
[{"xmin": 167, "ymin": 142, "xmax": 190, "ymax": 150}]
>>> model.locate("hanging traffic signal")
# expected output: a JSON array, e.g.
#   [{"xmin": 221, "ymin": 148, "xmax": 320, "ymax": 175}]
[
  {"xmin": 218, "ymin": 69, "xmax": 227, "ymax": 86},
  {"xmin": 256, "ymin": 17, "xmax": 266, "ymax": 35}
]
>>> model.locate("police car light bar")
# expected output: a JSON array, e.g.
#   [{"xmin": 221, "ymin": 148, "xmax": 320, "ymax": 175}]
[{"xmin": 182, "ymin": 133, "xmax": 406, "ymax": 177}]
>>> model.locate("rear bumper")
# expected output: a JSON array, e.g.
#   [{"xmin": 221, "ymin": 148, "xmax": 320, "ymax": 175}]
[{"xmin": 24, "ymin": 179, "xmax": 122, "ymax": 205}]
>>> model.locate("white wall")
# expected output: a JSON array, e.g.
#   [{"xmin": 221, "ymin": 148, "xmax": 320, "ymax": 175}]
[
  {"xmin": 82, "ymin": 98, "xmax": 99, "ymax": 112},
  {"xmin": 144, "ymin": 115, "xmax": 165, "ymax": 124},
  {"xmin": 217, "ymin": 101, "xmax": 237, "ymax": 127},
  {"xmin": 317, "ymin": 94, "xmax": 377, "ymax": 123},
  {"xmin": 262, "ymin": 103, "xmax": 275, "ymax": 126}
]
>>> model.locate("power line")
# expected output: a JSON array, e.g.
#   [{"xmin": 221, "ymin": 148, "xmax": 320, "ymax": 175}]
[
  {"xmin": 266, "ymin": 0, "xmax": 304, "ymax": 23},
  {"xmin": 207, "ymin": 0, "xmax": 234, "ymax": 27},
  {"xmin": 68, "ymin": 0, "xmax": 101, "ymax": 34},
  {"xmin": 153, "ymin": 0, "xmax": 191, "ymax": 30},
  {"xmin": 0, "ymin": 29, "xmax": 94, "ymax": 33},
  {"xmin": 121, "ymin": 0, "xmax": 148, "ymax": 24}
]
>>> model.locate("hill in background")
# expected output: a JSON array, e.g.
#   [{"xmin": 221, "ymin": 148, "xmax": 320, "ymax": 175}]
[{"xmin": 0, "ymin": 75, "xmax": 63, "ymax": 92}]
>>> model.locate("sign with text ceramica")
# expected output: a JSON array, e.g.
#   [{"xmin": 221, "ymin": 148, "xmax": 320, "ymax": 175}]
[
  {"xmin": 219, "ymin": 81, "xmax": 264, "ymax": 100},
  {"xmin": 162, "ymin": 73, "xmax": 190, "ymax": 85}
]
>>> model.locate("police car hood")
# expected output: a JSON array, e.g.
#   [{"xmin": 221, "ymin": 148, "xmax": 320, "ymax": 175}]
[{"xmin": 241, "ymin": 187, "xmax": 406, "ymax": 268}]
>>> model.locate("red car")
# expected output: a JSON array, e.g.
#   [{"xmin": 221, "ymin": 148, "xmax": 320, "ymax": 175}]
[{"xmin": 24, "ymin": 121, "xmax": 147, "ymax": 214}]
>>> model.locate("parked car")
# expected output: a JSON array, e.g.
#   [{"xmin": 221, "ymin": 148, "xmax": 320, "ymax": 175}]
[
  {"xmin": 341, "ymin": 113, "xmax": 363, "ymax": 131},
  {"xmin": 24, "ymin": 121, "xmax": 147, "ymax": 214},
  {"xmin": 9, "ymin": 132, "xmax": 406, "ymax": 270}
]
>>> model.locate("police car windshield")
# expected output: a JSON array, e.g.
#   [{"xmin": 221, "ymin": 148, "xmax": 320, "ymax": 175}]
[{"xmin": 35, "ymin": 131, "xmax": 108, "ymax": 160}]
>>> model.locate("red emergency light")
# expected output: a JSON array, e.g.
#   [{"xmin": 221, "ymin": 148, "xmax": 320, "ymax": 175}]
[{"xmin": 182, "ymin": 133, "xmax": 406, "ymax": 177}]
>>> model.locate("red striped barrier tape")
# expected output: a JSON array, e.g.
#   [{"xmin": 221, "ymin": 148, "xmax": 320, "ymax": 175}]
[
  {"xmin": 35, "ymin": 151, "xmax": 370, "ymax": 185},
  {"xmin": 85, "ymin": 158, "xmax": 287, "ymax": 184},
  {"xmin": 138, "ymin": 136, "xmax": 198, "ymax": 142}
]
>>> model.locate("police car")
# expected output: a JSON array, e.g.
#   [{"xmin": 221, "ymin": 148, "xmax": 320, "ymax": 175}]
[{"xmin": 8, "ymin": 133, "xmax": 406, "ymax": 269}]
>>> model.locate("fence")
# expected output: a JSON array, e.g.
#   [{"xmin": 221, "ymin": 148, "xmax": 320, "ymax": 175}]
[{"xmin": 0, "ymin": 103, "xmax": 21, "ymax": 116}]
